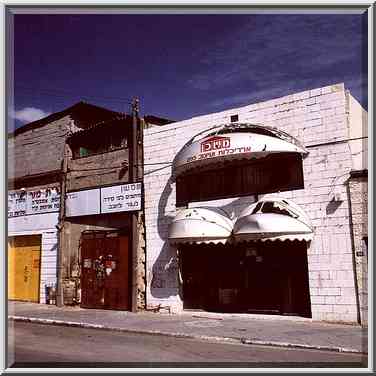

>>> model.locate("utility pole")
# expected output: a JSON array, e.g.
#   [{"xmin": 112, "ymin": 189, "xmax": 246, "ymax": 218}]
[
  {"xmin": 131, "ymin": 97, "xmax": 139, "ymax": 312},
  {"xmin": 56, "ymin": 141, "xmax": 68, "ymax": 307}
]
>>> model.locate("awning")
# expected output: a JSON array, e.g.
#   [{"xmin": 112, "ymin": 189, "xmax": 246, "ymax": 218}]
[
  {"xmin": 168, "ymin": 207, "xmax": 233, "ymax": 245},
  {"xmin": 172, "ymin": 123, "xmax": 308, "ymax": 177},
  {"xmin": 233, "ymin": 199, "xmax": 313, "ymax": 242}
]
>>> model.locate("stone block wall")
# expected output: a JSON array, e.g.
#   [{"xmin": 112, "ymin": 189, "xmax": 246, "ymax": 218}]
[
  {"xmin": 143, "ymin": 83, "xmax": 364, "ymax": 322},
  {"xmin": 8, "ymin": 115, "xmax": 71, "ymax": 180},
  {"xmin": 66, "ymin": 148, "xmax": 130, "ymax": 191}
]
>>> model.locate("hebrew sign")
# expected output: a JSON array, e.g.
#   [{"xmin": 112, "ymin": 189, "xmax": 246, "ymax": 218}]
[
  {"xmin": 8, "ymin": 188, "xmax": 60, "ymax": 218},
  {"xmin": 101, "ymin": 183, "xmax": 142, "ymax": 213}
]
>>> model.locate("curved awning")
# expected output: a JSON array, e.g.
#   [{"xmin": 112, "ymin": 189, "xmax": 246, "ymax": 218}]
[
  {"xmin": 172, "ymin": 123, "xmax": 308, "ymax": 177},
  {"xmin": 233, "ymin": 199, "xmax": 313, "ymax": 242},
  {"xmin": 168, "ymin": 207, "xmax": 233, "ymax": 245}
]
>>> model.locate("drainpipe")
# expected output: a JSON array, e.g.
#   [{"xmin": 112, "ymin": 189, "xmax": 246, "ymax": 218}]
[{"xmin": 346, "ymin": 179, "xmax": 361, "ymax": 325}]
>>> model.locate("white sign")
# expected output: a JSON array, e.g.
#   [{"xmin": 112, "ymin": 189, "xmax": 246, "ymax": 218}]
[
  {"xmin": 101, "ymin": 183, "xmax": 142, "ymax": 213},
  {"xmin": 65, "ymin": 183, "xmax": 142, "ymax": 217},
  {"xmin": 173, "ymin": 131, "xmax": 307, "ymax": 176},
  {"xmin": 65, "ymin": 188, "xmax": 100, "ymax": 217},
  {"xmin": 8, "ymin": 189, "xmax": 60, "ymax": 218}
]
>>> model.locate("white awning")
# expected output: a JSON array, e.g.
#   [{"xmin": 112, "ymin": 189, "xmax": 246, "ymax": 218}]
[
  {"xmin": 172, "ymin": 123, "xmax": 308, "ymax": 177},
  {"xmin": 233, "ymin": 199, "xmax": 314, "ymax": 242},
  {"xmin": 168, "ymin": 207, "xmax": 233, "ymax": 245}
]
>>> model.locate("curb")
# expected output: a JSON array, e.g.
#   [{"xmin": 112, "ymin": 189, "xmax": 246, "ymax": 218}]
[{"xmin": 9, "ymin": 315, "xmax": 366, "ymax": 355}]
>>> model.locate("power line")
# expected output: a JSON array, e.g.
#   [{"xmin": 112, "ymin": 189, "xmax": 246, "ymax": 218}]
[
  {"xmin": 14, "ymin": 84, "xmax": 133, "ymax": 105},
  {"xmin": 306, "ymin": 136, "xmax": 368, "ymax": 148}
]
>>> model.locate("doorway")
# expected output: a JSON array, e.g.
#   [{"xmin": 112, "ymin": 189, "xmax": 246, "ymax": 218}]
[
  {"xmin": 80, "ymin": 231, "xmax": 130, "ymax": 310},
  {"xmin": 180, "ymin": 241, "xmax": 311, "ymax": 317},
  {"xmin": 8, "ymin": 235, "xmax": 41, "ymax": 302}
]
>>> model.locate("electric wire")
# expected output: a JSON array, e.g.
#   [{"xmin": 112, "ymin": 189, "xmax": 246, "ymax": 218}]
[{"xmin": 14, "ymin": 84, "xmax": 134, "ymax": 105}]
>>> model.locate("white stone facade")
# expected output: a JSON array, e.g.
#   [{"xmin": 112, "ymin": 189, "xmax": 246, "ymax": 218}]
[{"xmin": 143, "ymin": 83, "xmax": 367, "ymax": 323}]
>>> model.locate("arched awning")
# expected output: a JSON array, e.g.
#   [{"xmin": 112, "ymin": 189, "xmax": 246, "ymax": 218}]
[
  {"xmin": 233, "ymin": 199, "xmax": 313, "ymax": 242},
  {"xmin": 172, "ymin": 123, "xmax": 308, "ymax": 177},
  {"xmin": 168, "ymin": 207, "xmax": 233, "ymax": 245}
]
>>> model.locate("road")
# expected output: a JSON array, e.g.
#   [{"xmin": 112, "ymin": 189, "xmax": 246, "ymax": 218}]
[{"xmin": 8, "ymin": 321, "xmax": 366, "ymax": 368}]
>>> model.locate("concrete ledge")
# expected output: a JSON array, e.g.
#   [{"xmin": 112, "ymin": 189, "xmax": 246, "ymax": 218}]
[{"xmin": 9, "ymin": 315, "xmax": 366, "ymax": 355}]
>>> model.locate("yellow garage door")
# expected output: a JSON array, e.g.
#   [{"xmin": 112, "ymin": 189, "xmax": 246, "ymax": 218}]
[{"xmin": 8, "ymin": 235, "xmax": 41, "ymax": 302}]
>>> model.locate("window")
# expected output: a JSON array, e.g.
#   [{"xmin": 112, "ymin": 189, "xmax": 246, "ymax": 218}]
[
  {"xmin": 176, "ymin": 153, "xmax": 304, "ymax": 206},
  {"xmin": 230, "ymin": 114, "xmax": 239, "ymax": 122},
  {"xmin": 71, "ymin": 131, "xmax": 128, "ymax": 159},
  {"xmin": 251, "ymin": 201, "xmax": 299, "ymax": 218}
]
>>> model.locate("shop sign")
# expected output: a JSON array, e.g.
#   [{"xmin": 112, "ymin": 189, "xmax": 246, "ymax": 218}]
[
  {"xmin": 8, "ymin": 188, "xmax": 60, "ymax": 218},
  {"xmin": 173, "ymin": 132, "xmax": 306, "ymax": 175},
  {"xmin": 188, "ymin": 135, "xmax": 251, "ymax": 164},
  {"xmin": 101, "ymin": 183, "xmax": 142, "ymax": 213},
  {"xmin": 65, "ymin": 188, "xmax": 100, "ymax": 217},
  {"xmin": 65, "ymin": 182, "xmax": 142, "ymax": 217}
]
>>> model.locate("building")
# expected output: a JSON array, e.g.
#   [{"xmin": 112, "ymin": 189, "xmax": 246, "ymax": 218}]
[
  {"xmin": 143, "ymin": 83, "xmax": 368, "ymax": 324},
  {"xmin": 8, "ymin": 102, "xmax": 123, "ymax": 304},
  {"xmin": 61, "ymin": 112, "xmax": 143, "ymax": 310},
  {"xmin": 8, "ymin": 100, "xmax": 173, "ymax": 310}
]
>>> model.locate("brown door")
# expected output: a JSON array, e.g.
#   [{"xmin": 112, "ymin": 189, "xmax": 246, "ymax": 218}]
[{"xmin": 80, "ymin": 232, "xmax": 130, "ymax": 310}]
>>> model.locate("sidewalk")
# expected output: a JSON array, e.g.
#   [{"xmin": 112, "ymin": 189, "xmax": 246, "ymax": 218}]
[{"xmin": 8, "ymin": 301, "xmax": 368, "ymax": 354}]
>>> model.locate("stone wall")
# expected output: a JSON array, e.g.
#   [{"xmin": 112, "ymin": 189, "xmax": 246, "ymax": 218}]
[
  {"xmin": 143, "ymin": 83, "xmax": 364, "ymax": 322},
  {"xmin": 66, "ymin": 149, "xmax": 130, "ymax": 191},
  {"xmin": 8, "ymin": 115, "xmax": 71, "ymax": 180}
]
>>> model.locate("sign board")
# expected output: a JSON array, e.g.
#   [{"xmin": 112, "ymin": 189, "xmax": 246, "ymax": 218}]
[
  {"xmin": 65, "ymin": 182, "xmax": 142, "ymax": 217},
  {"xmin": 173, "ymin": 132, "xmax": 307, "ymax": 176},
  {"xmin": 8, "ymin": 189, "xmax": 60, "ymax": 218},
  {"xmin": 65, "ymin": 188, "xmax": 100, "ymax": 217},
  {"xmin": 101, "ymin": 183, "xmax": 142, "ymax": 213}
]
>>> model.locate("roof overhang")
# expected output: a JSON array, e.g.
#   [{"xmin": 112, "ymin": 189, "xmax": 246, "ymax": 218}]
[
  {"xmin": 172, "ymin": 123, "xmax": 308, "ymax": 177},
  {"xmin": 168, "ymin": 207, "xmax": 233, "ymax": 245},
  {"xmin": 233, "ymin": 199, "xmax": 313, "ymax": 242},
  {"xmin": 169, "ymin": 199, "xmax": 314, "ymax": 246}
]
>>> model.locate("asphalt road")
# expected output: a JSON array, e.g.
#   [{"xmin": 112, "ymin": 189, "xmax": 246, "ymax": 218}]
[{"xmin": 8, "ymin": 321, "xmax": 367, "ymax": 368}]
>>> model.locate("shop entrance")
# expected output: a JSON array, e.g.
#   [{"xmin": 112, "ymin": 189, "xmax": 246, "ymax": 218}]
[
  {"xmin": 8, "ymin": 235, "xmax": 41, "ymax": 302},
  {"xmin": 180, "ymin": 241, "xmax": 311, "ymax": 317},
  {"xmin": 80, "ymin": 231, "xmax": 130, "ymax": 310}
]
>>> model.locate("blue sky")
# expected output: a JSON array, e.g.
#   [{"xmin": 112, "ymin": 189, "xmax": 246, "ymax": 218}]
[{"xmin": 10, "ymin": 13, "xmax": 367, "ymax": 131}]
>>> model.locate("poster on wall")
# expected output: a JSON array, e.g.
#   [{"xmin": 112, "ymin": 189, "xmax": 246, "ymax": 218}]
[
  {"xmin": 8, "ymin": 188, "xmax": 61, "ymax": 218},
  {"xmin": 65, "ymin": 188, "xmax": 100, "ymax": 217},
  {"xmin": 101, "ymin": 183, "xmax": 142, "ymax": 213}
]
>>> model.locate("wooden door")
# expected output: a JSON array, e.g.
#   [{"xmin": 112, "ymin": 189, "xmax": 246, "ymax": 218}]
[
  {"xmin": 80, "ymin": 232, "xmax": 130, "ymax": 310},
  {"xmin": 8, "ymin": 235, "xmax": 41, "ymax": 302}
]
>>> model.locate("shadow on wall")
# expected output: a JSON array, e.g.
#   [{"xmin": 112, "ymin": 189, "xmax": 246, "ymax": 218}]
[
  {"xmin": 326, "ymin": 198, "xmax": 342, "ymax": 215},
  {"xmin": 150, "ymin": 176, "xmax": 181, "ymax": 299}
]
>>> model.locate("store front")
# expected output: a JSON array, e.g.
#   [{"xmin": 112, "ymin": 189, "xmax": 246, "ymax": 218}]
[
  {"xmin": 144, "ymin": 84, "xmax": 365, "ymax": 323},
  {"xmin": 169, "ymin": 199, "xmax": 313, "ymax": 317},
  {"xmin": 8, "ymin": 187, "xmax": 60, "ymax": 304},
  {"xmin": 168, "ymin": 123, "xmax": 313, "ymax": 317},
  {"xmin": 63, "ymin": 183, "xmax": 142, "ymax": 310},
  {"xmin": 179, "ymin": 242, "xmax": 311, "ymax": 317},
  {"xmin": 80, "ymin": 230, "xmax": 130, "ymax": 310}
]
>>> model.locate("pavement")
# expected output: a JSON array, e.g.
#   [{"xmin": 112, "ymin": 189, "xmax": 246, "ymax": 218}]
[{"xmin": 8, "ymin": 301, "xmax": 368, "ymax": 355}]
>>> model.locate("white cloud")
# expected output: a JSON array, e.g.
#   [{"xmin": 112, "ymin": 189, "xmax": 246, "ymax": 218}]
[{"xmin": 11, "ymin": 107, "xmax": 50, "ymax": 123}]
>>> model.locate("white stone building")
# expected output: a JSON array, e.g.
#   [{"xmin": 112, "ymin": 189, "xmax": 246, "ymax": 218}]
[{"xmin": 143, "ymin": 83, "xmax": 368, "ymax": 324}]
